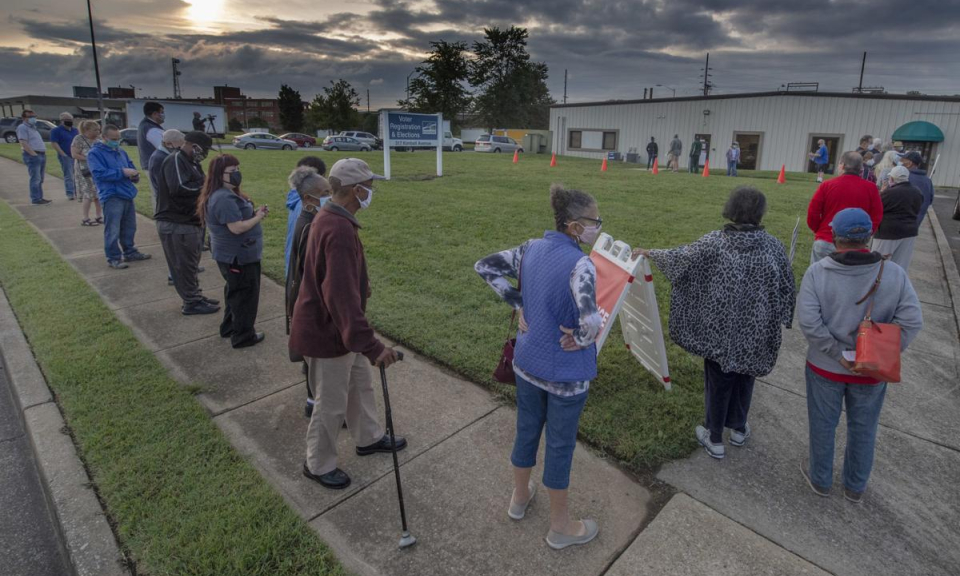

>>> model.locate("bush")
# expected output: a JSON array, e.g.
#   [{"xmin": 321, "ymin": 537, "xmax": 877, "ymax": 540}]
[
  {"xmin": 228, "ymin": 117, "xmax": 243, "ymax": 132},
  {"xmin": 247, "ymin": 117, "xmax": 269, "ymax": 129}
]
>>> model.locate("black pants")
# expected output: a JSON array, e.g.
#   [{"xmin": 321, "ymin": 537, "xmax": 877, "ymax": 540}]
[
  {"xmin": 704, "ymin": 358, "xmax": 755, "ymax": 443},
  {"xmin": 647, "ymin": 155, "xmax": 657, "ymax": 169},
  {"xmin": 217, "ymin": 260, "xmax": 261, "ymax": 347},
  {"xmin": 158, "ymin": 225, "xmax": 203, "ymax": 305},
  {"xmin": 689, "ymin": 158, "xmax": 699, "ymax": 173}
]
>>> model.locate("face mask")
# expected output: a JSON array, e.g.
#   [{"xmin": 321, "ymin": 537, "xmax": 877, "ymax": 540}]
[
  {"xmin": 228, "ymin": 170, "xmax": 242, "ymax": 187},
  {"xmin": 576, "ymin": 223, "xmax": 601, "ymax": 245},
  {"xmin": 357, "ymin": 185, "xmax": 373, "ymax": 210},
  {"xmin": 106, "ymin": 139, "xmax": 120, "ymax": 149},
  {"xmin": 26, "ymin": 117, "xmax": 37, "ymax": 126},
  {"xmin": 64, "ymin": 121, "xmax": 73, "ymax": 127},
  {"xmin": 191, "ymin": 144, "xmax": 207, "ymax": 162},
  {"xmin": 866, "ymin": 159, "xmax": 875, "ymax": 167}
]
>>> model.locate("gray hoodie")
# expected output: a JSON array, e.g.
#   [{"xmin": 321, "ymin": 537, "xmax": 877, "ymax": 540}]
[{"xmin": 798, "ymin": 251, "xmax": 923, "ymax": 377}]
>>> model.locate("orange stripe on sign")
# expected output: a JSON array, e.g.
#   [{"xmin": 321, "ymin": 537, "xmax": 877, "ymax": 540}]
[
  {"xmin": 627, "ymin": 275, "xmax": 636, "ymax": 283},
  {"xmin": 644, "ymin": 274, "xmax": 653, "ymax": 282}
]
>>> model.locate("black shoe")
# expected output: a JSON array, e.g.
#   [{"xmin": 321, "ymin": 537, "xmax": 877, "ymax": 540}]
[
  {"xmin": 124, "ymin": 252, "xmax": 152, "ymax": 262},
  {"xmin": 356, "ymin": 434, "xmax": 407, "ymax": 456},
  {"xmin": 182, "ymin": 301, "xmax": 220, "ymax": 315},
  {"xmin": 303, "ymin": 463, "xmax": 351, "ymax": 490},
  {"xmin": 32, "ymin": 199, "xmax": 51, "ymax": 205},
  {"xmin": 201, "ymin": 296, "xmax": 220, "ymax": 306},
  {"xmin": 232, "ymin": 332, "xmax": 265, "ymax": 349},
  {"xmin": 304, "ymin": 402, "xmax": 313, "ymax": 418}
]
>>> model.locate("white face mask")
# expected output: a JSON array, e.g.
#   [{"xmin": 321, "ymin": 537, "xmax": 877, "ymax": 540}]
[
  {"xmin": 357, "ymin": 185, "xmax": 373, "ymax": 210},
  {"xmin": 576, "ymin": 222, "xmax": 601, "ymax": 245}
]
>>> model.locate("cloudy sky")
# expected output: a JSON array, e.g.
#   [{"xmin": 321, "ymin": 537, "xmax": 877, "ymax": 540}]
[{"xmin": 2, "ymin": 0, "xmax": 959, "ymax": 108}]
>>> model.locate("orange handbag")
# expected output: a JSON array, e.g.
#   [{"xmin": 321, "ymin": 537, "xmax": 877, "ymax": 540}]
[{"xmin": 854, "ymin": 260, "xmax": 902, "ymax": 383}]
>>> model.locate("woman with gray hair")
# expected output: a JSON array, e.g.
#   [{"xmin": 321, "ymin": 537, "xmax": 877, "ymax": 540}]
[
  {"xmin": 70, "ymin": 120, "xmax": 103, "ymax": 226},
  {"xmin": 872, "ymin": 165, "xmax": 924, "ymax": 271},
  {"xmin": 633, "ymin": 187, "xmax": 796, "ymax": 460}
]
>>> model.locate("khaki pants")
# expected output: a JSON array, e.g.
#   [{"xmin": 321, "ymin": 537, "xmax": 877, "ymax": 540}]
[{"xmin": 305, "ymin": 353, "xmax": 383, "ymax": 475}]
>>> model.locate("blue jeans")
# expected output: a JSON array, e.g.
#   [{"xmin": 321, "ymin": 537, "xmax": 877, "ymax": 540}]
[
  {"xmin": 57, "ymin": 154, "xmax": 75, "ymax": 198},
  {"xmin": 23, "ymin": 152, "xmax": 46, "ymax": 203},
  {"xmin": 102, "ymin": 197, "xmax": 138, "ymax": 263},
  {"xmin": 511, "ymin": 374, "xmax": 588, "ymax": 490},
  {"xmin": 805, "ymin": 365, "xmax": 887, "ymax": 493},
  {"xmin": 727, "ymin": 160, "xmax": 738, "ymax": 176}
]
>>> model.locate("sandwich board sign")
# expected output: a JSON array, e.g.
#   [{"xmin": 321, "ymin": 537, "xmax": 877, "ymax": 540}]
[
  {"xmin": 380, "ymin": 110, "xmax": 443, "ymax": 180},
  {"xmin": 590, "ymin": 233, "xmax": 672, "ymax": 390}
]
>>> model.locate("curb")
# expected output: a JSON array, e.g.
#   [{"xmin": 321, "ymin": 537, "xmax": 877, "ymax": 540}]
[
  {"xmin": 927, "ymin": 209, "xmax": 960, "ymax": 339},
  {"xmin": 0, "ymin": 286, "xmax": 130, "ymax": 576}
]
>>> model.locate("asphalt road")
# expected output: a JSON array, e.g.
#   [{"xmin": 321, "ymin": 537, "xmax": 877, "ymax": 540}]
[
  {"xmin": 932, "ymin": 189, "xmax": 960, "ymax": 273},
  {"xmin": 0, "ymin": 363, "xmax": 71, "ymax": 576}
]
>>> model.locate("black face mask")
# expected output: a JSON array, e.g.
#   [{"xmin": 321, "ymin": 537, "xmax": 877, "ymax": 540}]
[
  {"xmin": 63, "ymin": 121, "xmax": 73, "ymax": 127},
  {"xmin": 191, "ymin": 144, "xmax": 207, "ymax": 162},
  {"xmin": 228, "ymin": 171, "xmax": 242, "ymax": 187}
]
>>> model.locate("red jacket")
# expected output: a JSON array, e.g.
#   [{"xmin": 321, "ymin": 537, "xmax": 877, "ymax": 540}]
[
  {"xmin": 289, "ymin": 203, "xmax": 384, "ymax": 363},
  {"xmin": 806, "ymin": 174, "xmax": 883, "ymax": 243}
]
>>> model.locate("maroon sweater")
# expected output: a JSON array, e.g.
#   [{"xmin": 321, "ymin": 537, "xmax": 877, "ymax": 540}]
[{"xmin": 289, "ymin": 202, "xmax": 384, "ymax": 363}]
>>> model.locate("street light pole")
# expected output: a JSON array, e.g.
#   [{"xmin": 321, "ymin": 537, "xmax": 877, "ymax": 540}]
[
  {"xmin": 656, "ymin": 84, "xmax": 676, "ymax": 98},
  {"xmin": 405, "ymin": 70, "xmax": 416, "ymax": 103},
  {"xmin": 85, "ymin": 0, "xmax": 105, "ymax": 125}
]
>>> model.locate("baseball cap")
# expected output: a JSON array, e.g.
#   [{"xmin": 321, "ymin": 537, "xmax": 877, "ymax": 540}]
[
  {"xmin": 830, "ymin": 208, "xmax": 873, "ymax": 240},
  {"xmin": 184, "ymin": 130, "xmax": 213, "ymax": 151},
  {"xmin": 330, "ymin": 158, "xmax": 385, "ymax": 187},
  {"xmin": 888, "ymin": 165, "xmax": 910, "ymax": 183},
  {"xmin": 901, "ymin": 151, "xmax": 923, "ymax": 166}
]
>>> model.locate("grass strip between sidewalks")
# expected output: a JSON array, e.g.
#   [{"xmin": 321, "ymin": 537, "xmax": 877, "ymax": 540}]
[{"xmin": 0, "ymin": 200, "xmax": 343, "ymax": 575}]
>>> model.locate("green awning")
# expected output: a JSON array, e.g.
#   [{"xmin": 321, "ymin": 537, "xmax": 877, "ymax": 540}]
[{"xmin": 891, "ymin": 121, "xmax": 944, "ymax": 142}]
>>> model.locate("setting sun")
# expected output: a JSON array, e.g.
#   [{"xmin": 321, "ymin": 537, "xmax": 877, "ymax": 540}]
[{"xmin": 185, "ymin": 0, "xmax": 225, "ymax": 28}]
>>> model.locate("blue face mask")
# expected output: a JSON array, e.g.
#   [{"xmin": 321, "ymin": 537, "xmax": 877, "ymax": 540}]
[
  {"xmin": 26, "ymin": 117, "xmax": 37, "ymax": 126},
  {"xmin": 106, "ymin": 139, "xmax": 120, "ymax": 150}
]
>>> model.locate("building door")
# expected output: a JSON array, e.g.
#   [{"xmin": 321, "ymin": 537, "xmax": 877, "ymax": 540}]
[
  {"xmin": 733, "ymin": 132, "xmax": 762, "ymax": 170},
  {"xmin": 807, "ymin": 135, "xmax": 841, "ymax": 174},
  {"xmin": 694, "ymin": 133, "xmax": 711, "ymax": 161}
]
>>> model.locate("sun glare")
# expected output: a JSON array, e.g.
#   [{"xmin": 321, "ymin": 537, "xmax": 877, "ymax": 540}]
[{"xmin": 186, "ymin": 0, "xmax": 226, "ymax": 28}]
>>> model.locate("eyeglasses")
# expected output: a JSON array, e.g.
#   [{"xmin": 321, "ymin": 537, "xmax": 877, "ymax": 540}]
[{"xmin": 579, "ymin": 216, "xmax": 603, "ymax": 226}]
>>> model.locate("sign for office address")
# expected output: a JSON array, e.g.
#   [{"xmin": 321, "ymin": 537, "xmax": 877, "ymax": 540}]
[{"xmin": 387, "ymin": 112, "xmax": 439, "ymax": 147}]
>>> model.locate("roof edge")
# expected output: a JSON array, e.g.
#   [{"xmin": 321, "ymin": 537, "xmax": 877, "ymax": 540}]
[{"xmin": 551, "ymin": 90, "xmax": 960, "ymax": 109}]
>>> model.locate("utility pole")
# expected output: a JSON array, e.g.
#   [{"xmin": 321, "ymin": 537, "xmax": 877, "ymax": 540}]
[
  {"xmin": 701, "ymin": 53, "xmax": 713, "ymax": 96},
  {"xmin": 857, "ymin": 51, "xmax": 866, "ymax": 93},
  {"xmin": 85, "ymin": 0, "xmax": 105, "ymax": 124},
  {"xmin": 563, "ymin": 69, "xmax": 568, "ymax": 104},
  {"xmin": 643, "ymin": 88, "xmax": 647, "ymax": 99},
  {"xmin": 367, "ymin": 89, "xmax": 370, "ymax": 113},
  {"xmin": 172, "ymin": 58, "xmax": 182, "ymax": 99}
]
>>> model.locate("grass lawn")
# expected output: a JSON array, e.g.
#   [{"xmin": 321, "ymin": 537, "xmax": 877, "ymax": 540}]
[
  {"xmin": 0, "ymin": 143, "xmax": 817, "ymax": 470},
  {"xmin": 0, "ymin": 200, "xmax": 343, "ymax": 574}
]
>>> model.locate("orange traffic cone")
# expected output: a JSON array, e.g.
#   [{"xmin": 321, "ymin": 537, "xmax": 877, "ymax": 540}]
[
  {"xmin": 652, "ymin": 161, "xmax": 659, "ymax": 175},
  {"xmin": 550, "ymin": 153, "xmax": 557, "ymax": 167},
  {"xmin": 777, "ymin": 164, "xmax": 786, "ymax": 184},
  {"xmin": 701, "ymin": 160, "xmax": 710, "ymax": 177},
  {"xmin": 513, "ymin": 150, "xmax": 519, "ymax": 164},
  {"xmin": 601, "ymin": 157, "xmax": 608, "ymax": 172}
]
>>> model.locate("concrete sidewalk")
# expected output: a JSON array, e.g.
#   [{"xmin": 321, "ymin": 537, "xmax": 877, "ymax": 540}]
[{"xmin": 1, "ymin": 156, "xmax": 957, "ymax": 576}]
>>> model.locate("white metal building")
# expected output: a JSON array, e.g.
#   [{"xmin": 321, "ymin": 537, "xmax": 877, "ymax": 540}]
[{"xmin": 550, "ymin": 91, "xmax": 960, "ymax": 187}]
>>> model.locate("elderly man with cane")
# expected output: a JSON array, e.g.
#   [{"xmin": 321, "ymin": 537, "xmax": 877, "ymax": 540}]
[{"xmin": 290, "ymin": 158, "xmax": 405, "ymax": 490}]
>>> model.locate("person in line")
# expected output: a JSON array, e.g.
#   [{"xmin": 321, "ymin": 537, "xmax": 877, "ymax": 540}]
[
  {"xmin": 806, "ymin": 151, "xmax": 883, "ymax": 263},
  {"xmin": 809, "ymin": 139, "xmax": 829, "ymax": 183},
  {"xmin": 285, "ymin": 156, "xmax": 327, "ymax": 276},
  {"xmin": 725, "ymin": 142, "xmax": 740, "ymax": 176},
  {"xmin": 157, "ymin": 131, "xmax": 219, "ymax": 316},
  {"xmin": 475, "ymin": 184, "xmax": 603, "ymax": 550},
  {"xmin": 797, "ymin": 208, "xmax": 922, "ymax": 504},
  {"xmin": 872, "ymin": 166, "xmax": 923, "ymax": 272},
  {"xmin": 87, "ymin": 125, "xmax": 151, "ymax": 269},
  {"xmin": 633, "ymin": 187, "xmax": 795, "ymax": 459},
  {"xmin": 668, "ymin": 134, "xmax": 682, "ymax": 172},
  {"xmin": 860, "ymin": 152, "xmax": 877, "ymax": 184},
  {"xmin": 137, "ymin": 101, "xmax": 165, "ymax": 185},
  {"xmin": 49, "ymin": 112, "xmax": 78, "ymax": 201},
  {"xmin": 71, "ymin": 120, "xmax": 103, "ymax": 226},
  {"xmin": 290, "ymin": 158, "xmax": 403, "ymax": 491},
  {"xmin": 149, "ymin": 130, "xmax": 182, "ymax": 286},
  {"xmin": 899, "ymin": 151, "xmax": 934, "ymax": 226},
  {"xmin": 646, "ymin": 137, "xmax": 658, "ymax": 170},
  {"xmin": 285, "ymin": 168, "xmax": 332, "ymax": 418},
  {"xmin": 197, "ymin": 154, "xmax": 267, "ymax": 348},
  {"xmin": 689, "ymin": 137, "xmax": 702, "ymax": 173},
  {"xmin": 873, "ymin": 149, "xmax": 899, "ymax": 190},
  {"xmin": 868, "ymin": 138, "xmax": 883, "ymax": 158},
  {"xmin": 192, "ymin": 112, "xmax": 206, "ymax": 132},
  {"xmin": 856, "ymin": 135, "xmax": 873, "ymax": 157},
  {"xmin": 16, "ymin": 109, "xmax": 49, "ymax": 205}
]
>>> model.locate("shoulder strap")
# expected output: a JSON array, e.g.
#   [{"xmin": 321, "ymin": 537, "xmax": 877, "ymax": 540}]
[{"xmin": 855, "ymin": 259, "xmax": 885, "ymax": 319}]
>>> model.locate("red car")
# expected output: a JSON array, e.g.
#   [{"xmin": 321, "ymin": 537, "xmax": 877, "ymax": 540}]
[{"xmin": 280, "ymin": 133, "xmax": 317, "ymax": 148}]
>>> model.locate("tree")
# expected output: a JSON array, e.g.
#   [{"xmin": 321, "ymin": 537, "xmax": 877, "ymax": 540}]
[
  {"xmin": 278, "ymin": 84, "xmax": 305, "ymax": 132},
  {"xmin": 399, "ymin": 40, "xmax": 471, "ymax": 129},
  {"xmin": 247, "ymin": 116, "xmax": 269, "ymax": 129},
  {"xmin": 306, "ymin": 79, "xmax": 361, "ymax": 132},
  {"xmin": 227, "ymin": 117, "xmax": 243, "ymax": 132},
  {"xmin": 469, "ymin": 27, "xmax": 555, "ymax": 129}
]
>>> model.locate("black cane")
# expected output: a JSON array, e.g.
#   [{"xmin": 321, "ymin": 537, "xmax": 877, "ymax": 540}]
[{"xmin": 379, "ymin": 351, "xmax": 416, "ymax": 549}]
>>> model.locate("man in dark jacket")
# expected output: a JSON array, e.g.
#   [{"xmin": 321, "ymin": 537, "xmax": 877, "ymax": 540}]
[
  {"xmin": 285, "ymin": 168, "xmax": 332, "ymax": 418},
  {"xmin": 872, "ymin": 166, "xmax": 924, "ymax": 272},
  {"xmin": 137, "ymin": 101, "xmax": 165, "ymax": 171},
  {"xmin": 290, "ymin": 158, "xmax": 403, "ymax": 490},
  {"xmin": 899, "ymin": 151, "xmax": 934, "ymax": 226},
  {"xmin": 646, "ymin": 137, "xmax": 658, "ymax": 170},
  {"xmin": 157, "ymin": 131, "xmax": 218, "ymax": 315},
  {"xmin": 192, "ymin": 112, "xmax": 206, "ymax": 131},
  {"xmin": 689, "ymin": 137, "xmax": 703, "ymax": 173}
]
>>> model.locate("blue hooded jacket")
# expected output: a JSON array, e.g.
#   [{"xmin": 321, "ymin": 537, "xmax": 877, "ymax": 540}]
[
  {"xmin": 87, "ymin": 141, "xmax": 139, "ymax": 203},
  {"xmin": 907, "ymin": 168, "xmax": 934, "ymax": 225},
  {"xmin": 285, "ymin": 189, "xmax": 303, "ymax": 276}
]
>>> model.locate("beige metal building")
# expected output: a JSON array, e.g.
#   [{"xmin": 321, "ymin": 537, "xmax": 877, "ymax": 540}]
[{"xmin": 550, "ymin": 91, "xmax": 960, "ymax": 187}]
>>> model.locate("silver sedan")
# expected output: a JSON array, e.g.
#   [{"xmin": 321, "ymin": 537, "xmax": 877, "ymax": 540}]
[
  {"xmin": 232, "ymin": 133, "xmax": 298, "ymax": 150},
  {"xmin": 322, "ymin": 136, "xmax": 371, "ymax": 152}
]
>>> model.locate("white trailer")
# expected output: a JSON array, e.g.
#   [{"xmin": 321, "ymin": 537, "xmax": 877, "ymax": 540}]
[{"xmin": 123, "ymin": 99, "xmax": 226, "ymax": 137}]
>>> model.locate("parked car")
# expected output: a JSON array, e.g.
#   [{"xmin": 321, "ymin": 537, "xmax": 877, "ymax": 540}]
[
  {"xmin": 232, "ymin": 132, "xmax": 297, "ymax": 150},
  {"xmin": 322, "ymin": 136, "xmax": 371, "ymax": 152},
  {"xmin": 339, "ymin": 131, "xmax": 382, "ymax": 149},
  {"xmin": 1, "ymin": 117, "xmax": 56, "ymax": 143},
  {"xmin": 119, "ymin": 128, "xmax": 138, "ymax": 146},
  {"xmin": 280, "ymin": 133, "xmax": 317, "ymax": 147},
  {"xmin": 475, "ymin": 134, "xmax": 523, "ymax": 154}
]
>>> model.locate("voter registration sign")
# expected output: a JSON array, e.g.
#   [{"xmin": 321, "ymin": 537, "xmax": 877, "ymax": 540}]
[{"xmin": 380, "ymin": 110, "xmax": 443, "ymax": 179}]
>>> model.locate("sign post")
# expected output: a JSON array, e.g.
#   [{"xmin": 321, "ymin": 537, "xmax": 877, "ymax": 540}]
[{"xmin": 380, "ymin": 110, "xmax": 443, "ymax": 180}]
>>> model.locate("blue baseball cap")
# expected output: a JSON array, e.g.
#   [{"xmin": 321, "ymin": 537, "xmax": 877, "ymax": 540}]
[{"xmin": 830, "ymin": 208, "xmax": 873, "ymax": 240}]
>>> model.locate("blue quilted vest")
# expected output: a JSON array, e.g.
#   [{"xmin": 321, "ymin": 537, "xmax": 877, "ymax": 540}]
[{"xmin": 514, "ymin": 231, "xmax": 598, "ymax": 383}]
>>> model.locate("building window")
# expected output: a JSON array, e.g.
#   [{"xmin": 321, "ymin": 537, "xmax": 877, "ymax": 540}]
[
  {"xmin": 602, "ymin": 132, "xmax": 617, "ymax": 150},
  {"xmin": 569, "ymin": 130, "xmax": 582, "ymax": 149}
]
